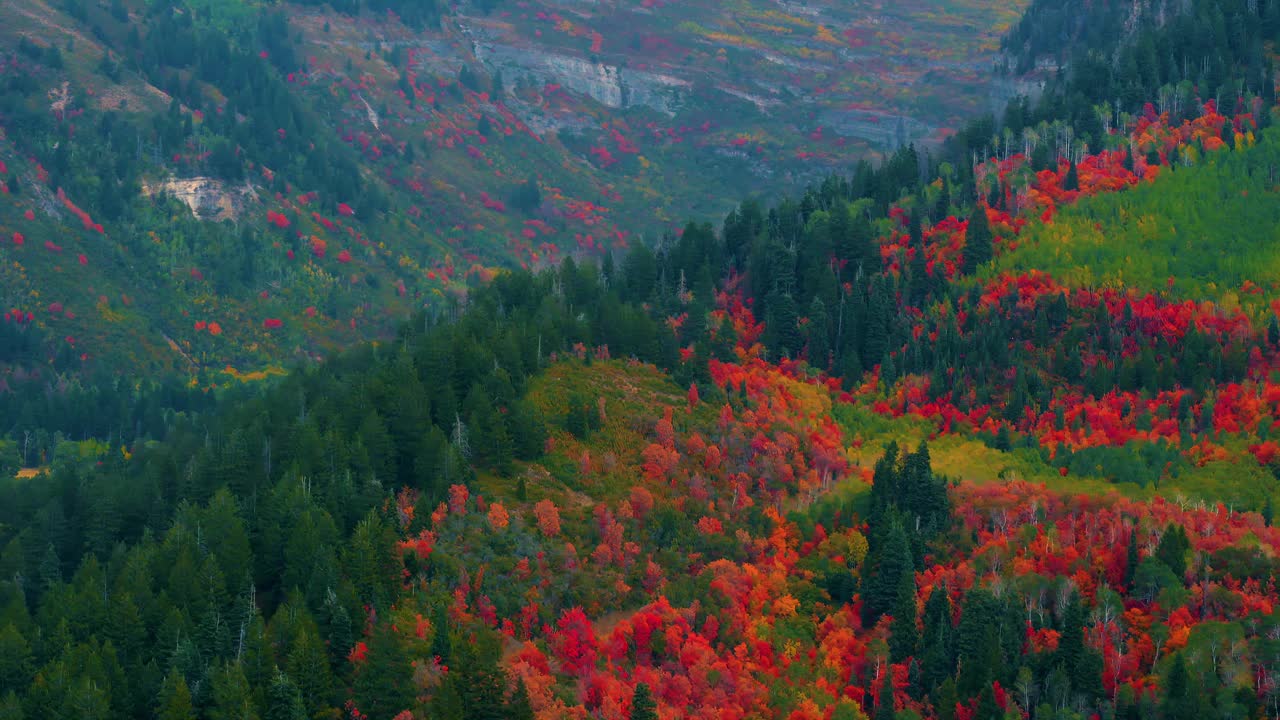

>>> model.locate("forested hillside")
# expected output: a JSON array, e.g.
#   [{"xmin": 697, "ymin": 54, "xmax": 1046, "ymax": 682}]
[
  {"xmin": 0, "ymin": 0, "xmax": 1022, "ymax": 378},
  {"xmin": 8, "ymin": 0, "xmax": 1280, "ymax": 719}
]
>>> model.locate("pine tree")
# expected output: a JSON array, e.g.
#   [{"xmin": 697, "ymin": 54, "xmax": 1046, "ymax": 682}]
[
  {"xmin": 956, "ymin": 588, "xmax": 1000, "ymax": 696},
  {"xmin": 807, "ymin": 297, "xmax": 832, "ymax": 369},
  {"xmin": 1155, "ymin": 524, "xmax": 1189, "ymax": 577},
  {"xmin": 1124, "ymin": 529, "xmax": 1141, "ymax": 588},
  {"xmin": 208, "ymin": 662, "xmax": 258, "ymax": 720},
  {"xmin": 975, "ymin": 682, "xmax": 999, "ymax": 720},
  {"xmin": 1055, "ymin": 593, "xmax": 1084, "ymax": 678},
  {"xmin": 863, "ymin": 518, "xmax": 912, "ymax": 627},
  {"xmin": 264, "ymin": 670, "xmax": 307, "ymax": 720},
  {"xmin": 876, "ymin": 669, "xmax": 896, "ymax": 720},
  {"xmin": 631, "ymin": 682, "xmax": 658, "ymax": 720},
  {"xmin": 354, "ymin": 622, "xmax": 414, "ymax": 719},
  {"xmin": 430, "ymin": 675, "xmax": 466, "ymax": 720},
  {"xmin": 508, "ymin": 678, "xmax": 535, "ymax": 720},
  {"xmin": 286, "ymin": 627, "xmax": 333, "ymax": 716},
  {"xmin": 431, "ymin": 603, "xmax": 452, "ymax": 663},
  {"xmin": 908, "ymin": 214, "xmax": 930, "ymax": 305},
  {"xmin": 919, "ymin": 584, "xmax": 954, "ymax": 692},
  {"xmin": 156, "ymin": 670, "xmax": 196, "ymax": 720},
  {"xmin": 0, "ymin": 624, "xmax": 33, "ymax": 692},
  {"xmin": 934, "ymin": 678, "xmax": 959, "ymax": 720},
  {"xmin": 961, "ymin": 203, "xmax": 993, "ymax": 274},
  {"xmin": 868, "ymin": 442, "xmax": 901, "ymax": 521},
  {"xmin": 889, "ymin": 567, "xmax": 919, "ymax": 663},
  {"xmin": 1162, "ymin": 654, "xmax": 1198, "ymax": 720}
]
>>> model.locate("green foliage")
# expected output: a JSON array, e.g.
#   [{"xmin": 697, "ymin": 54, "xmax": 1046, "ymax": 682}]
[
  {"xmin": 962, "ymin": 203, "xmax": 993, "ymax": 274},
  {"xmin": 631, "ymin": 682, "xmax": 658, "ymax": 720},
  {"xmin": 995, "ymin": 128, "xmax": 1280, "ymax": 304}
]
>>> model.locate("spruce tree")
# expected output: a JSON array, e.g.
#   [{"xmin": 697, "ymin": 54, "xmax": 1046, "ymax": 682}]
[
  {"xmin": 264, "ymin": 670, "xmax": 307, "ymax": 720},
  {"xmin": 1124, "ymin": 529, "xmax": 1140, "ymax": 588},
  {"xmin": 508, "ymin": 678, "xmax": 535, "ymax": 720},
  {"xmin": 807, "ymin": 297, "xmax": 832, "ymax": 369},
  {"xmin": 354, "ymin": 622, "xmax": 414, "ymax": 719},
  {"xmin": 975, "ymin": 683, "xmax": 999, "ymax": 720},
  {"xmin": 1063, "ymin": 161, "xmax": 1079, "ymax": 191},
  {"xmin": 157, "ymin": 670, "xmax": 196, "ymax": 720},
  {"xmin": 956, "ymin": 588, "xmax": 999, "ymax": 696},
  {"xmin": 631, "ymin": 682, "xmax": 658, "ymax": 720},
  {"xmin": 919, "ymin": 585, "xmax": 954, "ymax": 692},
  {"xmin": 961, "ymin": 203, "xmax": 993, "ymax": 274},
  {"xmin": 876, "ymin": 671, "xmax": 896, "ymax": 720},
  {"xmin": 1155, "ymin": 524, "xmax": 1189, "ymax": 577},
  {"xmin": 208, "ymin": 663, "xmax": 257, "ymax": 720},
  {"xmin": 431, "ymin": 602, "xmax": 452, "ymax": 663},
  {"xmin": 1162, "ymin": 654, "xmax": 1196, "ymax": 720},
  {"xmin": 889, "ymin": 567, "xmax": 919, "ymax": 663},
  {"xmin": 863, "ymin": 518, "xmax": 912, "ymax": 627}
]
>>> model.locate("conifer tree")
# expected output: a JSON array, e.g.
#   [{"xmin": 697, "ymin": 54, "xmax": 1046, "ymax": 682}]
[
  {"xmin": 631, "ymin": 682, "xmax": 658, "ymax": 720},
  {"xmin": 962, "ymin": 203, "xmax": 993, "ymax": 274},
  {"xmin": 354, "ymin": 622, "xmax": 414, "ymax": 719},
  {"xmin": 509, "ymin": 678, "xmax": 535, "ymax": 720},
  {"xmin": 889, "ymin": 568, "xmax": 919, "ymax": 663},
  {"xmin": 157, "ymin": 670, "xmax": 196, "ymax": 720},
  {"xmin": 264, "ymin": 670, "xmax": 307, "ymax": 720},
  {"xmin": 919, "ymin": 585, "xmax": 954, "ymax": 692},
  {"xmin": 876, "ymin": 670, "xmax": 896, "ymax": 720}
]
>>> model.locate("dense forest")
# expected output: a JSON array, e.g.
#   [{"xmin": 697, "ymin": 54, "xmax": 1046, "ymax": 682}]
[{"xmin": 6, "ymin": 0, "xmax": 1280, "ymax": 719}]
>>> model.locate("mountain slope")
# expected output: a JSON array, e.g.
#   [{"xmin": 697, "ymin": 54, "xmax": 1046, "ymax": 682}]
[{"xmin": 0, "ymin": 0, "xmax": 1024, "ymax": 377}]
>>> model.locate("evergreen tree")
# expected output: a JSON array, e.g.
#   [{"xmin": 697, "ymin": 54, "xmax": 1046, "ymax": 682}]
[
  {"xmin": 1162, "ymin": 654, "xmax": 1198, "ymax": 720},
  {"xmin": 1124, "ymin": 529, "xmax": 1141, "ymax": 588},
  {"xmin": 156, "ymin": 670, "xmax": 196, "ymax": 720},
  {"xmin": 956, "ymin": 588, "xmax": 1000, "ymax": 696},
  {"xmin": 862, "ymin": 517, "xmax": 913, "ymax": 627},
  {"xmin": 919, "ymin": 584, "xmax": 954, "ymax": 692},
  {"xmin": 431, "ymin": 602, "xmax": 453, "ymax": 663},
  {"xmin": 508, "ymin": 678, "xmax": 535, "ymax": 720},
  {"xmin": 889, "ymin": 567, "xmax": 919, "ymax": 663},
  {"xmin": 286, "ymin": 627, "xmax": 333, "ymax": 716},
  {"xmin": 208, "ymin": 662, "xmax": 258, "ymax": 720},
  {"xmin": 962, "ymin": 203, "xmax": 993, "ymax": 274},
  {"xmin": 1155, "ymin": 524, "xmax": 1189, "ymax": 578},
  {"xmin": 975, "ymin": 682, "xmax": 999, "ymax": 720},
  {"xmin": 1063, "ymin": 161, "xmax": 1079, "ymax": 192},
  {"xmin": 264, "ymin": 670, "xmax": 307, "ymax": 720},
  {"xmin": 868, "ymin": 442, "xmax": 901, "ymax": 521},
  {"xmin": 807, "ymin": 297, "xmax": 832, "ymax": 369},
  {"xmin": 0, "ymin": 624, "xmax": 33, "ymax": 692},
  {"xmin": 631, "ymin": 682, "xmax": 658, "ymax": 720},
  {"xmin": 876, "ymin": 670, "xmax": 896, "ymax": 720},
  {"xmin": 353, "ymin": 622, "xmax": 414, "ymax": 719}
]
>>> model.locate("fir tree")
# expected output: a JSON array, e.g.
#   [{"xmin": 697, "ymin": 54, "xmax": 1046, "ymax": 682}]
[
  {"xmin": 631, "ymin": 682, "xmax": 658, "ymax": 720},
  {"xmin": 508, "ymin": 678, "xmax": 535, "ymax": 720},
  {"xmin": 876, "ymin": 670, "xmax": 896, "ymax": 720},
  {"xmin": 1155, "ymin": 524, "xmax": 1189, "ymax": 577},
  {"xmin": 1124, "ymin": 529, "xmax": 1141, "ymax": 588},
  {"xmin": 156, "ymin": 670, "xmax": 196, "ymax": 720},
  {"xmin": 962, "ymin": 203, "xmax": 993, "ymax": 274},
  {"xmin": 889, "ymin": 567, "xmax": 919, "ymax": 663},
  {"xmin": 919, "ymin": 584, "xmax": 954, "ymax": 692},
  {"xmin": 354, "ymin": 622, "xmax": 414, "ymax": 719},
  {"xmin": 264, "ymin": 670, "xmax": 307, "ymax": 720}
]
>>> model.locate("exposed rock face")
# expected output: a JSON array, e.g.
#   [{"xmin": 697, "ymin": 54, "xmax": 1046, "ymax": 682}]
[
  {"xmin": 472, "ymin": 42, "xmax": 689, "ymax": 116},
  {"xmin": 140, "ymin": 177, "xmax": 260, "ymax": 222}
]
